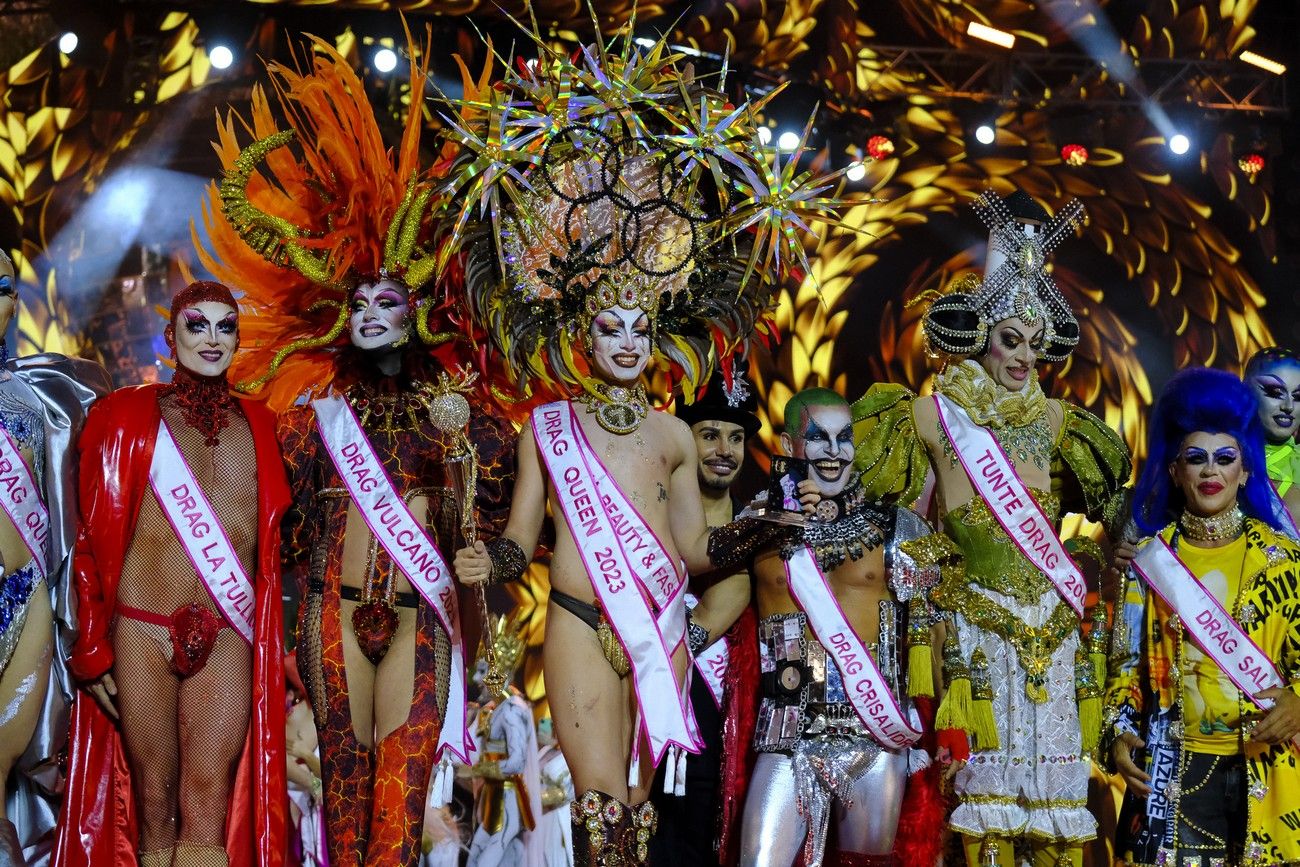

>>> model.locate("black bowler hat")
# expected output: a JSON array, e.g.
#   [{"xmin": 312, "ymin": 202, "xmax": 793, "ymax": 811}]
[{"xmin": 675, "ymin": 365, "xmax": 761, "ymax": 439}]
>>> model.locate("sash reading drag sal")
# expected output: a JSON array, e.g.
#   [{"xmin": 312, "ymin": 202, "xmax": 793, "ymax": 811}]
[
  {"xmin": 784, "ymin": 545, "xmax": 920, "ymax": 748},
  {"xmin": 148, "ymin": 419, "xmax": 254, "ymax": 643},
  {"xmin": 533, "ymin": 402, "xmax": 701, "ymax": 763},
  {"xmin": 1133, "ymin": 537, "xmax": 1284, "ymax": 710},
  {"xmin": 0, "ymin": 424, "xmax": 49, "ymax": 580},
  {"xmin": 934, "ymin": 394, "xmax": 1086, "ymax": 617},
  {"xmin": 686, "ymin": 593, "xmax": 727, "ymax": 709},
  {"xmin": 313, "ymin": 396, "xmax": 473, "ymax": 761}
]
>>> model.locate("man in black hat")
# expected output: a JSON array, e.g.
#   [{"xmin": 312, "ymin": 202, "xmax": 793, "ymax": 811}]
[{"xmin": 649, "ymin": 365, "xmax": 763, "ymax": 866}]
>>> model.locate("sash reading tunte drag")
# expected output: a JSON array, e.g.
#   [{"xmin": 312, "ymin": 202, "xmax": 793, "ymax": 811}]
[
  {"xmin": 314, "ymin": 396, "xmax": 473, "ymax": 762},
  {"xmin": 685, "ymin": 593, "xmax": 727, "ymax": 709},
  {"xmin": 934, "ymin": 394, "xmax": 1086, "ymax": 618},
  {"xmin": 0, "ymin": 426, "xmax": 49, "ymax": 580},
  {"xmin": 148, "ymin": 419, "xmax": 254, "ymax": 643},
  {"xmin": 1133, "ymin": 537, "xmax": 1284, "ymax": 710},
  {"xmin": 784, "ymin": 545, "xmax": 920, "ymax": 749},
  {"xmin": 533, "ymin": 402, "xmax": 701, "ymax": 763}
]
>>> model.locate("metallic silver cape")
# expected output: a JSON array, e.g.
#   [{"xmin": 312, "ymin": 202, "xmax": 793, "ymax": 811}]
[{"xmin": 4, "ymin": 353, "xmax": 111, "ymax": 867}]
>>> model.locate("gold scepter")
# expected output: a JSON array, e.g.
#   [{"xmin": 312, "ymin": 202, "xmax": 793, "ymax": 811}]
[{"xmin": 427, "ymin": 369, "xmax": 506, "ymax": 697}]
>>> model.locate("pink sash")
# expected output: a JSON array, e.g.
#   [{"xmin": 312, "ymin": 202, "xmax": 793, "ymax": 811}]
[
  {"xmin": 314, "ymin": 396, "xmax": 473, "ymax": 762},
  {"xmin": 533, "ymin": 402, "xmax": 701, "ymax": 764},
  {"xmin": 934, "ymin": 394, "xmax": 1086, "ymax": 617},
  {"xmin": 147, "ymin": 419, "xmax": 255, "ymax": 644},
  {"xmin": 1133, "ymin": 536, "xmax": 1284, "ymax": 710},
  {"xmin": 0, "ymin": 426, "xmax": 49, "ymax": 579},
  {"xmin": 685, "ymin": 593, "xmax": 727, "ymax": 709},
  {"xmin": 784, "ymin": 545, "xmax": 920, "ymax": 748}
]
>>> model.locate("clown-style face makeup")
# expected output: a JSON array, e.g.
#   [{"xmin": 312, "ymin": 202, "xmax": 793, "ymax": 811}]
[
  {"xmin": 588, "ymin": 306, "xmax": 651, "ymax": 385},
  {"xmin": 1171, "ymin": 432, "xmax": 1246, "ymax": 518},
  {"xmin": 780, "ymin": 401, "xmax": 854, "ymax": 497},
  {"xmin": 349, "ymin": 279, "xmax": 410, "ymax": 352},
  {"xmin": 174, "ymin": 301, "xmax": 238, "ymax": 377},
  {"xmin": 692, "ymin": 420, "xmax": 747, "ymax": 493},
  {"xmin": 980, "ymin": 317, "xmax": 1044, "ymax": 391},
  {"xmin": 1249, "ymin": 361, "xmax": 1300, "ymax": 444},
  {"xmin": 0, "ymin": 253, "xmax": 14, "ymax": 337}
]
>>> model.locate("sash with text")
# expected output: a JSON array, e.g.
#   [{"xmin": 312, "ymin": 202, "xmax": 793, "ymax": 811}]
[
  {"xmin": 0, "ymin": 426, "xmax": 49, "ymax": 580},
  {"xmin": 315, "ymin": 396, "xmax": 473, "ymax": 762},
  {"xmin": 685, "ymin": 593, "xmax": 727, "ymax": 709},
  {"xmin": 148, "ymin": 419, "xmax": 255, "ymax": 644},
  {"xmin": 934, "ymin": 394, "xmax": 1086, "ymax": 617}
]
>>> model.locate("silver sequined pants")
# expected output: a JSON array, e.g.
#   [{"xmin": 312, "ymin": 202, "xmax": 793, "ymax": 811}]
[{"xmin": 739, "ymin": 746, "xmax": 906, "ymax": 867}]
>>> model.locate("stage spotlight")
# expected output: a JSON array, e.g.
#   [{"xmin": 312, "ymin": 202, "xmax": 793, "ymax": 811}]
[
  {"xmin": 1061, "ymin": 143, "xmax": 1089, "ymax": 166},
  {"xmin": 866, "ymin": 134, "xmax": 895, "ymax": 160},
  {"xmin": 1240, "ymin": 50, "xmax": 1286, "ymax": 76},
  {"xmin": 374, "ymin": 47, "xmax": 398, "ymax": 73},
  {"xmin": 845, "ymin": 161, "xmax": 867, "ymax": 182},
  {"xmin": 58, "ymin": 32, "xmax": 79, "ymax": 54},
  {"xmin": 967, "ymin": 21, "xmax": 1016, "ymax": 49},
  {"xmin": 209, "ymin": 44, "xmax": 235, "ymax": 70},
  {"xmin": 975, "ymin": 124, "xmax": 996, "ymax": 145},
  {"xmin": 1238, "ymin": 153, "xmax": 1265, "ymax": 177},
  {"xmin": 777, "ymin": 130, "xmax": 801, "ymax": 152},
  {"xmin": 1168, "ymin": 133, "xmax": 1191, "ymax": 155},
  {"xmin": 757, "ymin": 126, "xmax": 772, "ymax": 146}
]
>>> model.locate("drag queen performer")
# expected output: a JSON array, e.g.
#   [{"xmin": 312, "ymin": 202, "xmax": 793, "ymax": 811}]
[
  {"xmin": 466, "ymin": 614, "xmax": 542, "ymax": 867},
  {"xmin": 443, "ymin": 24, "xmax": 851, "ymax": 865},
  {"xmin": 727, "ymin": 387, "xmax": 951, "ymax": 867},
  {"xmin": 55, "ymin": 281, "xmax": 289, "ymax": 867},
  {"xmin": 1243, "ymin": 348, "xmax": 1300, "ymax": 531},
  {"xmin": 197, "ymin": 32, "xmax": 515, "ymax": 867},
  {"xmin": 1105, "ymin": 367, "xmax": 1300, "ymax": 865},
  {"xmin": 0, "ymin": 249, "xmax": 109, "ymax": 866},
  {"xmin": 853, "ymin": 190, "xmax": 1131, "ymax": 867}
]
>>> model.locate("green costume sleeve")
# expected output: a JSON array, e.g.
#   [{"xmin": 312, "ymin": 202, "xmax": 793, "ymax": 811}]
[
  {"xmin": 1052, "ymin": 403, "xmax": 1132, "ymax": 537},
  {"xmin": 851, "ymin": 383, "xmax": 929, "ymax": 506}
]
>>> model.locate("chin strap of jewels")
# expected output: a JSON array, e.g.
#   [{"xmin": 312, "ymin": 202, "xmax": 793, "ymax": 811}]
[{"xmin": 428, "ymin": 370, "xmax": 505, "ymax": 697}]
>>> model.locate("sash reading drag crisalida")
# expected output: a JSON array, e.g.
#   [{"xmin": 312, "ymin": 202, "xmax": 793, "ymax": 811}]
[
  {"xmin": 686, "ymin": 592, "xmax": 727, "ymax": 709},
  {"xmin": 314, "ymin": 396, "xmax": 473, "ymax": 762},
  {"xmin": 534, "ymin": 402, "xmax": 701, "ymax": 763},
  {"xmin": 0, "ymin": 425, "xmax": 49, "ymax": 580},
  {"xmin": 784, "ymin": 545, "xmax": 920, "ymax": 748},
  {"xmin": 148, "ymin": 419, "xmax": 254, "ymax": 643},
  {"xmin": 934, "ymin": 394, "xmax": 1086, "ymax": 617},
  {"xmin": 1133, "ymin": 537, "xmax": 1284, "ymax": 710}
]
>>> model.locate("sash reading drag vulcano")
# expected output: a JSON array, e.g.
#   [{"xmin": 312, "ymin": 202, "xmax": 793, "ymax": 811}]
[
  {"xmin": 784, "ymin": 545, "xmax": 921, "ymax": 748},
  {"xmin": 534, "ymin": 402, "xmax": 702, "ymax": 764},
  {"xmin": 934, "ymin": 394, "xmax": 1086, "ymax": 617},
  {"xmin": 148, "ymin": 418, "xmax": 255, "ymax": 643},
  {"xmin": 0, "ymin": 424, "xmax": 50, "ymax": 579},
  {"xmin": 314, "ymin": 395, "xmax": 473, "ymax": 762},
  {"xmin": 1133, "ymin": 537, "xmax": 1286, "ymax": 710}
]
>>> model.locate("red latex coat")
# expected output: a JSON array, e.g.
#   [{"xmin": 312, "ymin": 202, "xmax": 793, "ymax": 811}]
[{"xmin": 53, "ymin": 384, "xmax": 290, "ymax": 867}]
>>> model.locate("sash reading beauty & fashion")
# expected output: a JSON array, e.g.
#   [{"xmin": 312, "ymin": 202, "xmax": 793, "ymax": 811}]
[
  {"xmin": 934, "ymin": 394, "xmax": 1086, "ymax": 617},
  {"xmin": 0, "ymin": 425, "xmax": 49, "ymax": 579},
  {"xmin": 148, "ymin": 419, "xmax": 254, "ymax": 643},
  {"xmin": 784, "ymin": 545, "xmax": 921, "ymax": 748},
  {"xmin": 314, "ymin": 395, "xmax": 473, "ymax": 762},
  {"xmin": 685, "ymin": 592, "xmax": 727, "ymax": 709},
  {"xmin": 1133, "ymin": 537, "xmax": 1285, "ymax": 710},
  {"xmin": 533, "ymin": 402, "xmax": 702, "ymax": 763}
]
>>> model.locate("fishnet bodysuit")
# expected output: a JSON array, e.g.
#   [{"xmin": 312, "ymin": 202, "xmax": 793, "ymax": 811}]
[{"xmin": 113, "ymin": 394, "xmax": 258, "ymax": 855}]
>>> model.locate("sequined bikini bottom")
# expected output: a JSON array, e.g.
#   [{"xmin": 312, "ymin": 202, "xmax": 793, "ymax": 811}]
[
  {"xmin": 118, "ymin": 602, "xmax": 230, "ymax": 677},
  {"xmin": 550, "ymin": 588, "xmax": 630, "ymax": 678}
]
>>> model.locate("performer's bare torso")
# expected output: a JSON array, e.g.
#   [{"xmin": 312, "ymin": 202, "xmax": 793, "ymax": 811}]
[
  {"xmin": 545, "ymin": 407, "xmax": 687, "ymax": 602},
  {"xmin": 117, "ymin": 396, "xmax": 258, "ymax": 614},
  {"xmin": 911, "ymin": 395, "xmax": 1063, "ymax": 518},
  {"xmin": 754, "ymin": 540, "xmax": 890, "ymax": 646}
]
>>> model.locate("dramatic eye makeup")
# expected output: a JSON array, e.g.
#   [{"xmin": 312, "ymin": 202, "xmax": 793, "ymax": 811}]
[
  {"xmin": 1180, "ymin": 446, "xmax": 1239, "ymax": 466},
  {"xmin": 217, "ymin": 312, "xmax": 238, "ymax": 334},
  {"xmin": 183, "ymin": 309, "xmax": 208, "ymax": 333}
]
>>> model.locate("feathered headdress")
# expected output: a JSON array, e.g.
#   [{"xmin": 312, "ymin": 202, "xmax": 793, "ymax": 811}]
[
  {"xmin": 436, "ymin": 13, "xmax": 856, "ymax": 402},
  {"xmin": 196, "ymin": 26, "xmax": 484, "ymax": 412}
]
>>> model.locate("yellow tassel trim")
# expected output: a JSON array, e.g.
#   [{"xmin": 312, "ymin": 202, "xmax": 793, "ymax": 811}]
[{"xmin": 969, "ymin": 648, "xmax": 1000, "ymax": 750}]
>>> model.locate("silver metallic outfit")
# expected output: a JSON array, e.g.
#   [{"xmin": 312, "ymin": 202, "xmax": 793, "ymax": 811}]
[{"xmin": 741, "ymin": 506, "xmax": 938, "ymax": 867}]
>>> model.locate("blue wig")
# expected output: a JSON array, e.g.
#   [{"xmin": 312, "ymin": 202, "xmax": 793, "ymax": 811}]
[{"xmin": 1133, "ymin": 367, "xmax": 1288, "ymax": 536}]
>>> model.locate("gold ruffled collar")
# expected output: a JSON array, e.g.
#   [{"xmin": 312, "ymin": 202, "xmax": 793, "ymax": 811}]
[{"xmin": 936, "ymin": 359, "xmax": 1047, "ymax": 429}]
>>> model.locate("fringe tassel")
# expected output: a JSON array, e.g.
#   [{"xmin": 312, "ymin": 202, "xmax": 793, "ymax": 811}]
[
  {"xmin": 907, "ymin": 599, "xmax": 934, "ymax": 698},
  {"xmin": 936, "ymin": 627, "xmax": 971, "ymax": 733},
  {"xmin": 1075, "ymin": 644, "xmax": 1102, "ymax": 753},
  {"xmin": 969, "ymin": 648, "xmax": 999, "ymax": 750}
]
